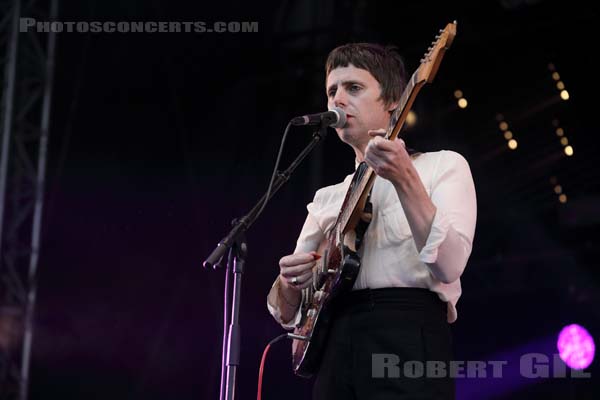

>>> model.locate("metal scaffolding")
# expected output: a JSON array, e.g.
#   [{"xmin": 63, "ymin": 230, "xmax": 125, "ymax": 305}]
[{"xmin": 0, "ymin": 0, "xmax": 57, "ymax": 398}]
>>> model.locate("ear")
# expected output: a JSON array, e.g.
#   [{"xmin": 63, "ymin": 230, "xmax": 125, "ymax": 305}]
[{"xmin": 387, "ymin": 100, "xmax": 399, "ymax": 113}]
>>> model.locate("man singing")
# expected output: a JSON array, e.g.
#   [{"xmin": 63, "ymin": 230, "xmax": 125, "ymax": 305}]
[{"xmin": 268, "ymin": 43, "xmax": 477, "ymax": 399}]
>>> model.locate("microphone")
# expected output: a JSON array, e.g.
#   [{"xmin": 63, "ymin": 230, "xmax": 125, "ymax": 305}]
[{"xmin": 290, "ymin": 107, "xmax": 347, "ymax": 128}]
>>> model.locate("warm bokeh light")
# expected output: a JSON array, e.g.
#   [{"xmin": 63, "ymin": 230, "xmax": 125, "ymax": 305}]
[
  {"xmin": 556, "ymin": 127, "xmax": 564, "ymax": 136},
  {"xmin": 454, "ymin": 89, "xmax": 463, "ymax": 99},
  {"xmin": 560, "ymin": 137, "xmax": 569, "ymax": 146},
  {"xmin": 406, "ymin": 110, "xmax": 417, "ymax": 127},
  {"xmin": 508, "ymin": 139, "xmax": 518, "ymax": 150},
  {"xmin": 565, "ymin": 145, "xmax": 574, "ymax": 156},
  {"xmin": 554, "ymin": 185, "xmax": 562, "ymax": 194},
  {"xmin": 499, "ymin": 121, "xmax": 508, "ymax": 131},
  {"xmin": 552, "ymin": 72, "xmax": 560, "ymax": 80},
  {"xmin": 556, "ymin": 81, "xmax": 565, "ymax": 90},
  {"xmin": 559, "ymin": 194, "xmax": 567, "ymax": 203},
  {"xmin": 504, "ymin": 131, "xmax": 513, "ymax": 140},
  {"xmin": 458, "ymin": 98, "xmax": 468, "ymax": 109},
  {"xmin": 560, "ymin": 90, "xmax": 570, "ymax": 100}
]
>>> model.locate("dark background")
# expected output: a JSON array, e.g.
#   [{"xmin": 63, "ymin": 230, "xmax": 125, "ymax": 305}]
[{"xmin": 12, "ymin": 0, "xmax": 600, "ymax": 399}]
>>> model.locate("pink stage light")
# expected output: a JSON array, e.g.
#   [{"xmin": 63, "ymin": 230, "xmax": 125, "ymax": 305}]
[{"xmin": 557, "ymin": 324, "xmax": 595, "ymax": 370}]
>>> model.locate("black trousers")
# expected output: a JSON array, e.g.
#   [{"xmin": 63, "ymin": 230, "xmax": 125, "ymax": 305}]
[{"xmin": 312, "ymin": 288, "xmax": 455, "ymax": 400}]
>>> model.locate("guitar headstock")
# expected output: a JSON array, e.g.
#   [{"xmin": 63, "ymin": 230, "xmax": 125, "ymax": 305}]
[{"xmin": 416, "ymin": 21, "xmax": 457, "ymax": 84}]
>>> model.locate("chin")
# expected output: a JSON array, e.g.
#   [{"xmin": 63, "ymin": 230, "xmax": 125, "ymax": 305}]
[
  {"xmin": 336, "ymin": 128, "xmax": 362, "ymax": 147},
  {"xmin": 336, "ymin": 128, "xmax": 353, "ymax": 143}
]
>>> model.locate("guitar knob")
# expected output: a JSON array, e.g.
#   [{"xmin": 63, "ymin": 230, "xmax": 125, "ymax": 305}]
[{"xmin": 307, "ymin": 309, "xmax": 317, "ymax": 318}]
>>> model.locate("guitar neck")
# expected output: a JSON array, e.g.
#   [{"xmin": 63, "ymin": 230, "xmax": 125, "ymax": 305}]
[{"xmin": 338, "ymin": 68, "xmax": 427, "ymax": 235}]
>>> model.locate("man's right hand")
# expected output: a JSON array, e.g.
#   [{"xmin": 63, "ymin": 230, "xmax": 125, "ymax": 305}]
[{"xmin": 279, "ymin": 252, "xmax": 319, "ymax": 291}]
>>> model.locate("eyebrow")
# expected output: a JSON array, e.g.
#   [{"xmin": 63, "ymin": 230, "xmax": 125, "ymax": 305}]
[{"xmin": 326, "ymin": 80, "xmax": 364, "ymax": 94}]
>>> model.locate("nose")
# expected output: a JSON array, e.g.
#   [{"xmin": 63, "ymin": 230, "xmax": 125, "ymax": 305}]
[{"xmin": 332, "ymin": 88, "xmax": 348, "ymax": 109}]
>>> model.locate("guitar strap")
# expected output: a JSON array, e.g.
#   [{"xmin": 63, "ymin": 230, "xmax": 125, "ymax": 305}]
[{"xmin": 353, "ymin": 190, "xmax": 372, "ymax": 251}]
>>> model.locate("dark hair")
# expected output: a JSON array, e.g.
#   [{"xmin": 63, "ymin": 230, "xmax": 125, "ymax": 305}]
[{"xmin": 325, "ymin": 43, "xmax": 407, "ymax": 107}]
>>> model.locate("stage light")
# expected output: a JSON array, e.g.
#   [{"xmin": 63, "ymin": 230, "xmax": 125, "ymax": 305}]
[
  {"xmin": 406, "ymin": 110, "xmax": 417, "ymax": 127},
  {"xmin": 554, "ymin": 185, "xmax": 562, "ymax": 194},
  {"xmin": 557, "ymin": 324, "xmax": 595, "ymax": 369},
  {"xmin": 458, "ymin": 98, "xmax": 468, "ymax": 109},
  {"xmin": 559, "ymin": 194, "xmax": 567, "ymax": 203},
  {"xmin": 499, "ymin": 121, "xmax": 508, "ymax": 131},
  {"xmin": 504, "ymin": 131, "xmax": 513, "ymax": 140},
  {"xmin": 556, "ymin": 127, "xmax": 564, "ymax": 136},
  {"xmin": 508, "ymin": 139, "xmax": 517, "ymax": 150},
  {"xmin": 560, "ymin": 137, "xmax": 569, "ymax": 146},
  {"xmin": 454, "ymin": 89, "xmax": 463, "ymax": 99},
  {"xmin": 549, "ymin": 66, "xmax": 569, "ymax": 100},
  {"xmin": 564, "ymin": 146, "xmax": 574, "ymax": 156}
]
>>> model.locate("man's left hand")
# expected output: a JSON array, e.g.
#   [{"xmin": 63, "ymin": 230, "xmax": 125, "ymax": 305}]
[{"xmin": 364, "ymin": 129, "xmax": 411, "ymax": 185}]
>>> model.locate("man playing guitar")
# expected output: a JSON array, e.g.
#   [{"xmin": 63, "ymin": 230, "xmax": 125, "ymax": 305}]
[{"xmin": 267, "ymin": 42, "xmax": 476, "ymax": 400}]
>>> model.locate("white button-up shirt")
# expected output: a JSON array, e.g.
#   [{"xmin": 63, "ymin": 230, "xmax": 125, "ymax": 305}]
[{"xmin": 268, "ymin": 150, "xmax": 477, "ymax": 327}]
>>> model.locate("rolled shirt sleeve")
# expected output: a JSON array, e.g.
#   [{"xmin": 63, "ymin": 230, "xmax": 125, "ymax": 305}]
[
  {"xmin": 267, "ymin": 276, "xmax": 303, "ymax": 330},
  {"xmin": 266, "ymin": 198, "xmax": 327, "ymax": 329},
  {"xmin": 418, "ymin": 151, "xmax": 477, "ymax": 284}
]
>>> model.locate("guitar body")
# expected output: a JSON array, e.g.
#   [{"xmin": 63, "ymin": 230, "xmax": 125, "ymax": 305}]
[
  {"xmin": 291, "ymin": 164, "xmax": 371, "ymax": 377},
  {"xmin": 291, "ymin": 235, "xmax": 360, "ymax": 377},
  {"xmin": 290, "ymin": 21, "xmax": 457, "ymax": 378}
]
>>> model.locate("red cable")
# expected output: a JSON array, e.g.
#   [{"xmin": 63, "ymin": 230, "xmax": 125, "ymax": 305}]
[
  {"xmin": 257, "ymin": 333, "xmax": 289, "ymax": 400},
  {"xmin": 257, "ymin": 343, "xmax": 271, "ymax": 400}
]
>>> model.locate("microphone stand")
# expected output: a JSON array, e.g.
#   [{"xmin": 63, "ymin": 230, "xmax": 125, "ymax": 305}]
[{"xmin": 203, "ymin": 121, "xmax": 329, "ymax": 400}]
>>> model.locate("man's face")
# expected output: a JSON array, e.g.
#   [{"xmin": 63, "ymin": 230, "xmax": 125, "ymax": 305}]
[{"xmin": 326, "ymin": 64, "xmax": 395, "ymax": 155}]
